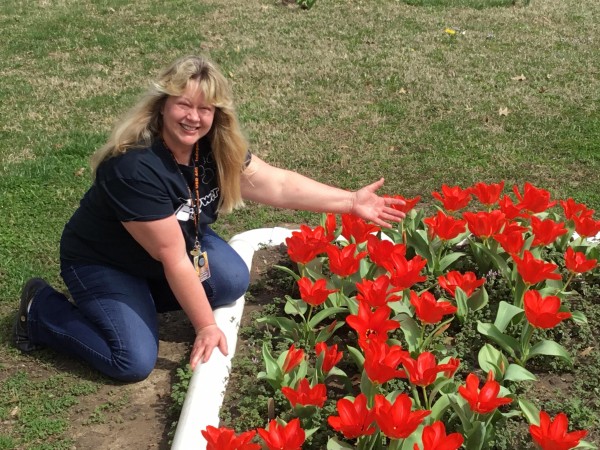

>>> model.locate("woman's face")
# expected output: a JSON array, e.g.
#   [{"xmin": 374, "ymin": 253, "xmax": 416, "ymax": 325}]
[{"xmin": 161, "ymin": 82, "xmax": 215, "ymax": 154}]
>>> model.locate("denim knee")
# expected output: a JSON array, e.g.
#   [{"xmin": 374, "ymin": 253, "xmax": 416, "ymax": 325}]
[{"xmin": 109, "ymin": 345, "xmax": 157, "ymax": 382}]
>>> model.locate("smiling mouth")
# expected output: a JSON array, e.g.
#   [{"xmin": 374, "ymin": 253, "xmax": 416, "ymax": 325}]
[{"xmin": 181, "ymin": 123, "xmax": 199, "ymax": 132}]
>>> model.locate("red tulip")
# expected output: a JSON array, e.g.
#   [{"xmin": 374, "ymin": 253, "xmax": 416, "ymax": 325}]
[
  {"xmin": 498, "ymin": 194, "xmax": 525, "ymax": 220},
  {"xmin": 530, "ymin": 411, "xmax": 587, "ymax": 450},
  {"xmin": 524, "ymin": 290, "xmax": 571, "ymax": 329},
  {"xmin": 374, "ymin": 393, "xmax": 430, "ymax": 440},
  {"xmin": 470, "ymin": 181, "xmax": 505, "ymax": 206},
  {"xmin": 385, "ymin": 194, "xmax": 421, "ymax": 214},
  {"xmin": 366, "ymin": 234, "xmax": 406, "ymax": 269},
  {"xmin": 328, "ymin": 393, "xmax": 377, "ymax": 439},
  {"xmin": 462, "ymin": 210, "xmax": 506, "ymax": 238},
  {"xmin": 315, "ymin": 342, "xmax": 343, "ymax": 373},
  {"xmin": 432, "ymin": 184, "xmax": 472, "ymax": 211},
  {"xmin": 492, "ymin": 221, "xmax": 528, "ymax": 254},
  {"xmin": 363, "ymin": 341, "xmax": 409, "ymax": 385},
  {"xmin": 282, "ymin": 344, "xmax": 305, "ymax": 374},
  {"xmin": 413, "ymin": 421, "xmax": 464, "ymax": 450},
  {"xmin": 512, "ymin": 250, "xmax": 562, "ymax": 285},
  {"xmin": 281, "ymin": 378, "xmax": 327, "ymax": 408},
  {"xmin": 437, "ymin": 270, "xmax": 485, "ymax": 298},
  {"xmin": 565, "ymin": 247, "xmax": 597, "ymax": 273},
  {"xmin": 202, "ymin": 426, "xmax": 260, "ymax": 450},
  {"xmin": 530, "ymin": 216, "xmax": 568, "ymax": 247},
  {"xmin": 257, "ymin": 418, "xmax": 305, "ymax": 450},
  {"xmin": 285, "ymin": 225, "xmax": 329, "ymax": 264},
  {"xmin": 326, "ymin": 243, "xmax": 367, "ymax": 277},
  {"xmin": 560, "ymin": 198, "xmax": 593, "ymax": 221},
  {"xmin": 572, "ymin": 213, "xmax": 600, "ymax": 238},
  {"xmin": 458, "ymin": 371, "xmax": 512, "ymax": 414},
  {"xmin": 341, "ymin": 213, "xmax": 380, "ymax": 244},
  {"xmin": 386, "ymin": 253, "xmax": 428, "ymax": 290},
  {"xmin": 356, "ymin": 275, "xmax": 402, "ymax": 308},
  {"xmin": 324, "ymin": 213, "xmax": 337, "ymax": 241},
  {"xmin": 400, "ymin": 352, "xmax": 460, "ymax": 387},
  {"xmin": 513, "ymin": 182, "xmax": 557, "ymax": 213},
  {"xmin": 297, "ymin": 277, "xmax": 338, "ymax": 306},
  {"xmin": 424, "ymin": 211, "xmax": 467, "ymax": 241},
  {"xmin": 409, "ymin": 290, "xmax": 457, "ymax": 324},
  {"xmin": 346, "ymin": 303, "xmax": 400, "ymax": 350}
]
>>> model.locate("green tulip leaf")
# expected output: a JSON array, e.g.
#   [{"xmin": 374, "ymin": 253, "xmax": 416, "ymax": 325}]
[
  {"xmin": 469, "ymin": 286, "xmax": 489, "ymax": 312},
  {"xmin": 430, "ymin": 393, "xmax": 451, "ymax": 422},
  {"xmin": 396, "ymin": 313, "xmax": 420, "ymax": 352},
  {"xmin": 575, "ymin": 440, "xmax": 598, "ymax": 449},
  {"xmin": 308, "ymin": 307, "xmax": 347, "ymax": 328},
  {"xmin": 478, "ymin": 344, "xmax": 508, "ymax": 378},
  {"xmin": 347, "ymin": 345, "xmax": 365, "ymax": 370},
  {"xmin": 327, "ymin": 436, "xmax": 355, "ymax": 449},
  {"xmin": 284, "ymin": 297, "xmax": 307, "ymax": 316},
  {"xmin": 439, "ymin": 251, "xmax": 466, "ymax": 272},
  {"xmin": 528, "ymin": 340, "xmax": 572, "ymax": 365},
  {"xmin": 406, "ymin": 228, "xmax": 433, "ymax": 262},
  {"xmin": 571, "ymin": 310, "xmax": 588, "ymax": 324},
  {"xmin": 257, "ymin": 316, "xmax": 299, "ymax": 337},
  {"xmin": 504, "ymin": 364, "xmax": 537, "ymax": 382},
  {"xmin": 494, "ymin": 301, "xmax": 524, "ymax": 333},
  {"xmin": 273, "ymin": 264, "xmax": 301, "ymax": 281},
  {"xmin": 518, "ymin": 398, "xmax": 540, "ymax": 425},
  {"xmin": 465, "ymin": 421, "xmax": 486, "ymax": 450},
  {"xmin": 477, "ymin": 322, "xmax": 519, "ymax": 357},
  {"xmin": 455, "ymin": 288, "xmax": 469, "ymax": 321}
]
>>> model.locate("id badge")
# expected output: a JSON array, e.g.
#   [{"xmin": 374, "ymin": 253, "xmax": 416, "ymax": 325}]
[{"xmin": 193, "ymin": 251, "xmax": 211, "ymax": 281}]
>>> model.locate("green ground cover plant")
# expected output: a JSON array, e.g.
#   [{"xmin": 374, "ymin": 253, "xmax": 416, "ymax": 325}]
[{"xmin": 1, "ymin": 0, "xmax": 598, "ymax": 448}]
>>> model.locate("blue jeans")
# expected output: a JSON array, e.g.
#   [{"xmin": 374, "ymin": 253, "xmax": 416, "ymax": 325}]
[{"xmin": 28, "ymin": 228, "xmax": 250, "ymax": 382}]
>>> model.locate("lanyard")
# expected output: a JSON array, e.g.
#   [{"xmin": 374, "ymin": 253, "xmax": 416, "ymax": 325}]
[{"xmin": 164, "ymin": 139, "xmax": 202, "ymax": 252}]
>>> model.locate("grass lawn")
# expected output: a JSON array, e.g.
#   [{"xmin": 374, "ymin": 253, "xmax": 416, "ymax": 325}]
[{"xmin": 0, "ymin": 0, "xmax": 598, "ymax": 448}]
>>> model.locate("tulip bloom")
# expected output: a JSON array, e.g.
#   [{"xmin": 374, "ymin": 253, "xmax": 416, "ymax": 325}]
[
  {"xmin": 499, "ymin": 194, "xmax": 525, "ymax": 220},
  {"xmin": 462, "ymin": 210, "xmax": 506, "ymax": 238},
  {"xmin": 470, "ymin": 181, "xmax": 505, "ymax": 206},
  {"xmin": 341, "ymin": 213, "xmax": 380, "ymax": 244},
  {"xmin": 432, "ymin": 184, "xmax": 472, "ymax": 211},
  {"xmin": 374, "ymin": 393, "xmax": 430, "ymax": 440},
  {"xmin": 356, "ymin": 275, "xmax": 402, "ymax": 308},
  {"xmin": 363, "ymin": 341, "xmax": 409, "ymax": 385},
  {"xmin": 315, "ymin": 342, "xmax": 343, "ymax": 373},
  {"xmin": 458, "ymin": 371, "xmax": 512, "ymax": 414},
  {"xmin": 424, "ymin": 211, "xmax": 467, "ymax": 241},
  {"xmin": 328, "ymin": 393, "xmax": 377, "ymax": 439},
  {"xmin": 564, "ymin": 247, "xmax": 597, "ymax": 273},
  {"xmin": 530, "ymin": 216, "xmax": 568, "ymax": 247},
  {"xmin": 409, "ymin": 290, "xmax": 457, "ymax": 324},
  {"xmin": 385, "ymin": 194, "xmax": 421, "ymax": 214},
  {"xmin": 285, "ymin": 225, "xmax": 329, "ymax": 264},
  {"xmin": 281, "ymin": 378, "xmax": 327, "ymax": 408},
  {"xmin": 257, "ymin": 418, "xmax": 305, "ymax": 450},
  {"xmin": 530, "ymin": 411, "xmax": 587, "ymax": 450},
  {"xmin": 572, "ymin": 213, "xmax": 600, "ymax": 238},
  {"xmin": 413, "ymin": 421, "xmax": 464, "ymax": 450},
  {"xmin": 366, "ymin": 234, "xmax": 406, "ymax": 269},
  {"xmin": 326, "ymin": 243, "xmax": 367, "ymax": 277},
  {"xmin": 400, "ymin": 352, "xmax": 460, "ymax": 387},
  {"xmin": 324, "ymin": 213, "xmax": 337, "ymax": 241},
  {"xmin": 386, "ymin": 253, "xmax": 428, "ymax": 290},
  {"xmin": 282, "ymin": 344, "xmax": 305, "ymax": 374},
  {"xmin": 524, "ymin": 290, "xmax": 571, "ymax": 329},
  {"xmin": 560, "ymin": 198, "xmax": 592, "ymax": 220},
  {"xmin": 437, "ymin": 270, "xmax": 485, "ymax": 298},
  {"xmin": 346, "ymin": 303, "xmax": 400, "ymax": 350},
  {"xmin": 297, "ymin": 277, "xmax": 338, "ymax": 306},
  {"xmin": 512, "ymin": 250, "xmax": 562, "ymax": 285},
  {"xmin": 202, "ymin": 426, "xmax": 260, "ymax": 450},
  {"xmin": 513, "ymin": 182, "xmax": 557, "ymax": 213},
  {"xmin": 492, "ymin": 221, "xmax": 528, "ymax": 254}
]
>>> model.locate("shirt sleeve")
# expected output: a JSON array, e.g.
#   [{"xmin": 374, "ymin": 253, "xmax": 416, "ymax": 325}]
[{"xmin": 98, "ymin": 177, "xmax": 175, "ymax": 222}]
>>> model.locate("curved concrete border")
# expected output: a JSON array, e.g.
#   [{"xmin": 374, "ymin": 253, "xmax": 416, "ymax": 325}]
[{"xmin": 171, "ymin": 227, "xmax": 296, "ymax": 450}]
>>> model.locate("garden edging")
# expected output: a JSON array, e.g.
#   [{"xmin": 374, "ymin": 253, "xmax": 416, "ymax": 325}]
[{"xmin": 171, "ymin": 227, "xmax": 297, "ymax": 450}]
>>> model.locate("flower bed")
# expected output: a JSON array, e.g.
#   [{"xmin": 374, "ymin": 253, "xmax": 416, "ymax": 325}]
[{"xmin": 211, "ymin": 182, "xmax": 599, "ymax": 450}]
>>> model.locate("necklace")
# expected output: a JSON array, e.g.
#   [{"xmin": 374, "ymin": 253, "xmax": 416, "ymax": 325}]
[{"xmin": 163, "ymin": 139, "xmax": 202, "ymax": 253}]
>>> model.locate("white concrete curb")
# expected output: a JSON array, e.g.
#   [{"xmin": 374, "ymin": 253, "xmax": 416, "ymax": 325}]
[{"xmin": 171, "ymin": 227, "xmax": 296, "ymax": 450}]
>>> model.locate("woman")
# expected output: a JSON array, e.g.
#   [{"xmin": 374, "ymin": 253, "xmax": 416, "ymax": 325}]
[{"xmin": 13, "ymin": 55, "xmax": 405, "ymax": 382}]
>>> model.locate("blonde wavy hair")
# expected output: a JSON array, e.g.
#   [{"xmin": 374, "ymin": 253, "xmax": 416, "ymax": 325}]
[{"xmin": 91, "ymin": 55, "xmax": 249, "ymax": 213}]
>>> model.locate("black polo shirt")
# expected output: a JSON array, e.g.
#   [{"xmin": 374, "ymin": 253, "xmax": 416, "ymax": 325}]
[{"xmin": 60, "ymin": 138, "xmax": 222, "ymax": 279}]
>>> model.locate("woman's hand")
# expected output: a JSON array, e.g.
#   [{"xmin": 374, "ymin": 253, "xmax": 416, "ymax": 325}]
[
  {"xmin": 351, "ymin": 178, "xmax": 406, "ymax": 228},
  {"xmin": 190, "ymin": 324, "xmax": 229, "ymax": 369}
]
